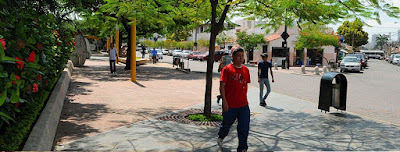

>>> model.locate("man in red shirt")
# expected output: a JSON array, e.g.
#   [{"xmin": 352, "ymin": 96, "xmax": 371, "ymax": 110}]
[{"xmin": 218, "ymin": 47, "xmax": 251, "ymax": 151}]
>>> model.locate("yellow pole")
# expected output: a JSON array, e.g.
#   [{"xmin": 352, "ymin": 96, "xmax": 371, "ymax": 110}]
[
  {"xmin": 116, "ymin": 28, "xmax": 119, "ymax": 64},
  {"xmin": 131, "ymin": 19, "xmax": 137, "ymax": 82},
  {"xmin": 106, "ymin": 37, "xmax": 110, "ymax": 54}
]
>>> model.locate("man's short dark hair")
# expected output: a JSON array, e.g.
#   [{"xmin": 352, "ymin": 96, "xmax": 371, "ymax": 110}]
[{"xmin": 232, "ymin": 48, "xmax": 244, "ymax": 56}]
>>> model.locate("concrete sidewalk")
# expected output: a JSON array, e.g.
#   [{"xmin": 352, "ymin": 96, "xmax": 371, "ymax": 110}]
[{"xmin": 55, "ymin": 88, "xmax": 400, "ymax": 151}]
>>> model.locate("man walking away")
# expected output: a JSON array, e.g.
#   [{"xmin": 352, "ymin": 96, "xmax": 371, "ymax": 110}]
[
  {"xmin": 218, "ymin": 48, "xmax": 251, "ymax": 151},
  {"xmin": 258, "ymin": 53, "xmax": 274, "ymax": 107},
  {"xmin": 151, "ymin": 48, "xmax": 157, "ymax": 64},
  {"xmin": 108, "ymin": 43, "xmax": 117, "ymax": 74}
]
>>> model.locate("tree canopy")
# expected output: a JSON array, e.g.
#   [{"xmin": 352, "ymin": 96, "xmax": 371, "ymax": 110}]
[
  {"xmin": 236, "ymin": 31, "xmax": 266, "ymax": 51},
  {"xmin": 337, "ymin": 19, "xmax": 369, "ymax": 49},
  {"xmin": 296, "ymin": 25, "xmax": 340, "ymax": 50}
]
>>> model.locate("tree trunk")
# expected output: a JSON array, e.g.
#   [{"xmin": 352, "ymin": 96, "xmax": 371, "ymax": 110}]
[
  {"xmin": 204, "ymin": 0, "xmax": 231, "ymax": 117},
  {"xmin": 122, "ymin": 21, "xmax": 131, "ymax": 70}
]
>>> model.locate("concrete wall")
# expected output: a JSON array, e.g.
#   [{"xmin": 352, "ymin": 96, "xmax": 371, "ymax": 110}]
[{"xmin": 23, "ymin": 61, "xmax": 73, "ymax": 151}]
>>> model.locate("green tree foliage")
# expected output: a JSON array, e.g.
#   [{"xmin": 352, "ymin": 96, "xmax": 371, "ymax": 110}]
[
  {"xmin": 198, "ymin": 39, "xmax": 210, "ymax": 48},
  {"xmin": 216, "ymin": 32, "xmax": 233, "ymax": 48},
  {"xmin": 376, "ymin": 34, "xmax": 389, "ymax": 50},
  {"xmin": 142, "ymin": 40, "xmax": 155, "ymax": 48},
  {"xmin": 236, "ymin": 31, "xmax": 266, "ymax": 51},
  {"xmin": 163, "ymin": 39, "xmax": 178, "ymax": 49},
  {"xmin": 296, "ymin": 25, "xmax": 339, "ymax": 50},
  {"xmin": 337, "ymin": 19, "xmax": 369, "ymax": 49},
  {"xmin": 236, "ymin": 0, "xmax": 400, "ymax": 33}
]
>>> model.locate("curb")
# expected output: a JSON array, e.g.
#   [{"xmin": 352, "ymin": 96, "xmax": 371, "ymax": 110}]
[{"xmin": 22, "ymin": 61, "xmax": 73, "ymax": 151}]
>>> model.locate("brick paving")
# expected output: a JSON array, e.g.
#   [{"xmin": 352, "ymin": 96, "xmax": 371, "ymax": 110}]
[{"xmin": 54, "ymin": 53, "xmax": 221, "ymax": 145}]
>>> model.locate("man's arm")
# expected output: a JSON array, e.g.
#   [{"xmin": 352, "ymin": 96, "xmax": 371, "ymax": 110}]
[
  {"xmin": 220, "ymin": 81, "xmax": 228, "ymax": 112},
  {"xmin": 270, "ymin": 67, "xmax": 274, "ymax": 82}
]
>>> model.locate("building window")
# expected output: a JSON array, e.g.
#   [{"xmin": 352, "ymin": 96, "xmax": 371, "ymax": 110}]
[{"xmin": 272, "ymin": 47, "xmax": 288, "ymax": 57}]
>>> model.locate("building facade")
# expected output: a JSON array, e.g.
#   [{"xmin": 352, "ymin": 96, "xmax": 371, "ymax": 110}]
[{"xmin": 189, "ymin": 19, "xmax": 337, "ymax": 66}]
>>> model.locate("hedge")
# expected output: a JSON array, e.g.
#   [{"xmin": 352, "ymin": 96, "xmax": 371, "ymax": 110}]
[{"xmin": 0, "ymin": 72, "xmax": 60, "ymax": 150}]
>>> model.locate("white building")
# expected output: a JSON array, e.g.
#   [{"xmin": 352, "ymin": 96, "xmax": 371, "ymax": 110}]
[
  {"xmin": 371, "ymin": 34, "xmax": 379, "ymax": 49},
  {"xmin": 189, "ymin": 19, "xmax": 337, "ymax": 66}
]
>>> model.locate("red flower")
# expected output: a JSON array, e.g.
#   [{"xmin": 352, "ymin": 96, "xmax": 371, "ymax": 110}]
[
  {"xmin": 72, "ymin": 41, "xmax": 76, "ymax": 46},
  {"xmin": 13, "ymin": 75, "xmax": 20, "ymax": 85},
  {"xmin": 36, "ymin": 75, "xmax": 42, "ymax": 81},
  {"xmin": 27, "ymin": 51, "xmax": 36, "ymax": 63},
  {"xmin": 45, "ymin": 80, "xmax": 48, "ymax": 87},
  {"xmin": 33, "ymin": 83, "xmax": 38, "ymax": 93},
  {"xmin": 0, "ymin": 38, "xmax": 6, "ymax": 50},
  {"xmin": 57, "ymin": 34, "xmax": 60, "ymax": 38},
  {"xmin": 57, "ymin": 42, "xmax": 61, "ymax": 46},
  {"xmin": 14, "ymin": 103, "xmax": 20, "ymax": 108},
  {"xmin": 15, "ymin": 57, "xmax": 24, "ymax": 69}
]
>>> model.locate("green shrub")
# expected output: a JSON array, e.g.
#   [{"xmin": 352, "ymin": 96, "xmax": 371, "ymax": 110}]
[
  {"xmin": 0, "ymin": 73, "xmax": 59, "ymax": 150},
  {"xmin": 187, "ymin": 113, "xmax": 223, "ymax": 122}
]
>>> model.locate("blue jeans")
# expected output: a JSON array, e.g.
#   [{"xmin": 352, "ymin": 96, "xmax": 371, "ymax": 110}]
[
  {"xmin": 259, "ymin": 78, "xmax": 271, "ymax": 103},
  {"xmin": 218, "ymin": 105, "xmax": 250, "ymax": 150}
]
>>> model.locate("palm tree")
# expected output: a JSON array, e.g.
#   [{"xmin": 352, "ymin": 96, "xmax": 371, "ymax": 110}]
[{"xmin": 376, "ymin": 34, "xmax": 389, "ymax": 50}]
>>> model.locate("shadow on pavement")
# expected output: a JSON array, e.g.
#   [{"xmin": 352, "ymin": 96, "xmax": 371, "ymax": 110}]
[
  {"xmin": 265, "ymin": 106, "xmax": 284, "ymax": 112},
  {"xmin": 73, "ymin": 59, "xmax": 219, "ymax": 82},
  {"xmin": 58, "ymin": 108, "xmax": 400, "ymax": 151}
]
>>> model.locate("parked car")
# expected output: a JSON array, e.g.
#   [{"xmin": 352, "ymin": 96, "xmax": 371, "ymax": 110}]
[
  {"xmin": 196, "ymin": 51, "xmax": 209, "ymax": 61},
  {"xmin": 168, "ymin": 49, "xmax": 174, "ymax": 56},
  {"xmin": 182, "ymin": 50, "xmax": 191, "ymax": 59},
  {"xmin": 161, "ymin": 49, "xmax": 169, "ymax": 55},
  {"xmin": 392, "ymin": 54, "xmax": 400, "ymax": 65},
  {"xmin": 173, "ymin": 50, "xmax": 183, "ymax": 57},
  {"xmin": 188, "ymin": 51, "xmax": 202, "ymax": 59},
  {"xmin": 388, "ymin": 54, "xmax": 395, "ymax": 63},
  {"xmin": 157, "ymin": 50, "xmax": 163, "ymax": 59},
  {"xmin": 346, "ymin": 54, "xmax": 367, "ymax": 69},
  {"xmin": 340, "ymin": 57, "xmax": 362, "ymax": 72}
]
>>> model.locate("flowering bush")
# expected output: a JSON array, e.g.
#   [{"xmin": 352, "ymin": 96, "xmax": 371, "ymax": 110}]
[{"xmin": 0, "ymin": 6, "xmax": 74, "ymax": 128}]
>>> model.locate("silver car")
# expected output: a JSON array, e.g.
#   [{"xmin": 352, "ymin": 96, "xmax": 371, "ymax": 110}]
[
  {"xmin": 340, "ymin": 57, "xmax": 362, "ymax": 72},
  {"xmin": 182, "ymin": 50, "xmax": 191, "ymax": 59},
  {"xmin": 392, "ymin": 54, "xmax": 400, "ymax": 65},
  {"xmin": 172, "ymin": 50, "xmax": 183, "ymax": 57}
]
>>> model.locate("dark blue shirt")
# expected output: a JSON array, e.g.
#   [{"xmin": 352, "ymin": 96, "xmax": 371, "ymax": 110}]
[{"xmin": 258, "ymin": 61, "xmax": 272, "ymax": 78}]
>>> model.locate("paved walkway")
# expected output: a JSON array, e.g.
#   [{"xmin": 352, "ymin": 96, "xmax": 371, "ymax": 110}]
[
  {"xmin": 54, "ymin": 53, "xmax": 221, "ymax": 145},
  {"xmin": 54, "ymin": 54, "xmax": 400, "ymax": 151}
]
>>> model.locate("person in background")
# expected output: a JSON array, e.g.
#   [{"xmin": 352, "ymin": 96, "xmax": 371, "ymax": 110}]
[
  {"xmin": 108, "ymin": 43, "xmax": 117, "ymax": 75},
  {"xmin": 151, "ymin": 48, "xmax": 157, "ymax": 64},
  {"xmin": 258, "ymin": 53, "xmax": 274, "ymax": 107}
]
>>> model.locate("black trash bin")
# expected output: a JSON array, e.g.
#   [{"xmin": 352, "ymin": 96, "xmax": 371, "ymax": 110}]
[{"xmin": 318, "ymin": 72, "xmax": 347, "ymax": 112}]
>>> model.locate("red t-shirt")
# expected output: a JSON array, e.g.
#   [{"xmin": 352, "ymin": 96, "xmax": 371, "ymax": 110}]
[{"xmin": 220, "ymin": 63, "xmax": 251, "ymax": 108}]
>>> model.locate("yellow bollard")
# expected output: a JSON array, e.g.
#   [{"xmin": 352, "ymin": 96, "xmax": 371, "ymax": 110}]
[
  {"xmin": 116, "ymin": 28, "xmax": 119, "ymax": 64},
  {"xmin": 131, "ymin": 19, "xmax": 137, "ymax": 82}
]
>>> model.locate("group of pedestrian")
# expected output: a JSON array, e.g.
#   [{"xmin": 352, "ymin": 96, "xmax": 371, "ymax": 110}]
[{"xmin": 217, "ymin": 46, "xmax": 274, "ymax": 151}]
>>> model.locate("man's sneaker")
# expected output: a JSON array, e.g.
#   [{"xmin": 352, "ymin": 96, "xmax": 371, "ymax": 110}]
[
  {"xmin": 259, "ymin": 102, "xmax": 266, "ymax": 107},
  {"xmin": 217, "ymin": 138, "xmax": 223, "ymax": 147}
]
